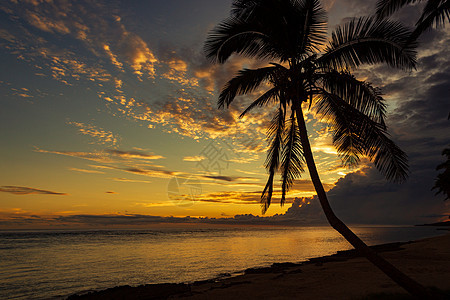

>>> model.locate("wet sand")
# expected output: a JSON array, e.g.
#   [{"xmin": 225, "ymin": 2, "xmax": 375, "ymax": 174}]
[{"xmin": 68, "ymin": 232, "xmax": 450, "ymax": 300}]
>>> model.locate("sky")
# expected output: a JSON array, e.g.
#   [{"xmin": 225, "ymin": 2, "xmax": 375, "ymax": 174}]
[{"xmin": 0, "ymin": 0, "xmax": 448, "ymax": 229}]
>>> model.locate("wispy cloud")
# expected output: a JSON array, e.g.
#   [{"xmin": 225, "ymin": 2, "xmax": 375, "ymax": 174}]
[
  {"xmin": 36, "ymin": 146, "xmax": 183, "ymax": 180},
  {"xmin": 0, "ymin": 186, "xmax": 67, "ymax": 196},
  {"xmin": 122, "ymin": 167, "xmax": 177, "ymax": 179},
  {"xmin": 235, "ymin": 169, "xmax": 265, "ymax": 176},
  {"xmin": 201, "ymin": 175, "xmax": 256, "ymax": 182},
  {"xmin": 112, "ymin": 177, "xmax": 152, "ymax": 184},
  {"xmin": 17, "ymin": 93, "xmax": 33, "ymax": 98},
  {"xmin": 0, "ymin": 0, "xmax": 274, "ymax": 155},
  {"xmin": 34, "ymin": 148, "xmax": 113, "ymax": 163},
  {"xmin": 0, "ymin": 0, "xmax": 159, "ymax": 90},
  {"xmin": 183, "ymin": 156, "xmax": 205, "ymax": 162},
  {"xmin": 107, "ymin": 150, "xmax": 164, "ymax": 160},
  {"xmin": 103, "ymin": 44, "xmax": 124, "ymax": 72},
  {"xmin": 68, "ymin": 168, "xmax": 105, "ymax": 174},
  {"xmin": 191, "ymin": 191, "xmax": 262, "ymax": 205},
  {"xmin": 200, "ymin": 181, "xmax": 263, "ymax": 188},
  {"xmin": 67, "ymin": 121, "xmax": 120, "ymax": 147},
  {"xmin": 35, "ymin": 147, "xmax": 165, "ymax": 163},
  {"xmin": 134, "ymin": 202, "xmax": 173, "ymax": 208}
]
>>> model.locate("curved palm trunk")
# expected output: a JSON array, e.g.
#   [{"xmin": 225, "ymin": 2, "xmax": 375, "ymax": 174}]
[{"xmin": 293, "ymin": 103, "xmax": 432, "ymax": 299}]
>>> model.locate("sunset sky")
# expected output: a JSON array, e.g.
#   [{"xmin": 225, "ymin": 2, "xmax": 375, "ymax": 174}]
[{"xmin": 0, "ymin": 0, "xmax": 449, "ymax": 229}]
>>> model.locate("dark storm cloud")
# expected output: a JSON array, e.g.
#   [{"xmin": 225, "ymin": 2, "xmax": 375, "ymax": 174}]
[
  {"xmin": 275, "ymin": 1, "xmax": 450, "ymax": 225},
  {"xmin": 306, "ymin": 45, "xmax": 450, "ymax": 225},
  {"xmin": 261, "ymin": 1, "xmax": 449, "ymax": 226},
  {"xmin": 276, "ymin": 165, "xmax": 449, "ymax": 225},
  {"xmin": 327, "ymin": 167, "xmax": 449, "ymax": 225},
  {"xmin": 316, "ymin": 67, "xmax": 450, "ymax": 223},
  {"xmin": 318, "ymin": 2, "xmax": 450, "ymax": 225}
]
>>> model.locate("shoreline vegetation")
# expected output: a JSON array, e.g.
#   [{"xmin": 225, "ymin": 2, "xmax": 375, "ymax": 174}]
[{"xmin": 67, "ymin": 231, "xmax": 450, "ymax": 300}]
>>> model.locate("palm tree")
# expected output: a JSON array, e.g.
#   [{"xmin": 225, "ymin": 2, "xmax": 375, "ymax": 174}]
[
  {"xmin": 432, "ymin": 114, "xmax": 450, "ymax": 201},
  {"xmin": 204, "ymin": 0, "xmax": 438, "ymax": 298},
  {"xmin": 376, "ymin": 0, "xmax": 450, "ymax": 40},
  {"xmin": 433, "ymin": 148, "xmax": 450, "ymax": 200},
  {"xmin": 433, "ymin": 114, "xmax": 450, "ymax": 201}
]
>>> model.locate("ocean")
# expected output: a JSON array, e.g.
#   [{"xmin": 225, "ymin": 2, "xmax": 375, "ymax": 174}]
[{"xmin": 0, "ymin": 225, "xmax": 445, "ymax": 299}]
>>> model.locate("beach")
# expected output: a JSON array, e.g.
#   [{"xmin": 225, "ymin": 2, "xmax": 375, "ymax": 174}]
[{"xmin": 68, "ymin": 232, "xmax": 450, "ymax": 299}]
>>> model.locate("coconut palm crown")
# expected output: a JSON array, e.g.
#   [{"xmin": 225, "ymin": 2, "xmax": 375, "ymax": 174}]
[{"xmin": 205, "ymin": 0, "xmax": 416, "ymax": 213}]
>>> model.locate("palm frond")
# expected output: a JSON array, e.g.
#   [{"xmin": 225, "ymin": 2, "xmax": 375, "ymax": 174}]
[
  {"xmin": 261, "ymin": 172, "xmax": 275, "ymax": 213},
  {"xmin": 316, "ymin": 93, "xmax": 363, "ymax": 166},
  {"xmin": 375, "ymin": 0, "xmax": 421, "ymax": 19},
  {"xmin": 219, "ymin": 66, "xmax": 277, "ymax": 108},
  {"xmin": 261, "ymin": 105, "xmax": 285, "ymax": 213},
  {"xmin": 264, "ymin": 105, "xmax": 285, "ymax": 176},
  {"xmin": 422, "ymin": 0, "xmax": 450, "ymax": 22},
  {"xmin": 206, "ymin": 0, "xmax": 413, "ymax": 215},
  {"xmin": 320, "ymin": 17, "xmax": 417, "ymax": 71},
  {"xmin": 296, "ymin": 0, "xmax": 328, "ymax": 54},
  {"xmin": 231, "ymin": 0, "xmax": 259, "ymax": 18},
  {"xmin": 371, "ymin": 132, "xmax": 409, "ymax": 183},
  {"xmin": 239, "ymin": 87, "xmax": 279, "ymax": 118},
  {"xmin": 280, "ymin": 110, "xmax": 305, "ymax": 205},
  {"xmin": 267, "ymin": 0, "xmax": 327, "ymax": 59},
  {"xmin": 412, "ymin": 0, "xmax": 450, "ymax": 39},
  {"xmin": 204, "ymin": 17, "xmax": 273, "ymax": 63},
  {"xmin": 316, "ymin": 92, "xmax": 408, "ymax": 182},
  {"xmin": 320, "ymin": 70, "xmax": 386, "ymax": 124},
  {"xmin": 209, "ymin": 0, "xmax": 328, "ymax": 63}
]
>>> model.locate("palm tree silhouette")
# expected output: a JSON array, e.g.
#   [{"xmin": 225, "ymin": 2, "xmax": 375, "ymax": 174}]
[
  {"xmin": 432, "ymin": 113, "xmax": 450, "ymax": 201},
  {"xmin": 205, "ymin": 0, "xmax": 437, "ymax": 297},
  {"xmin": 376, "ymin": 0, "xmax": 450, "ymax": 40},
  {"xmin": 433, "ymin": 148, "xmax": 450, "ymax": 200}
]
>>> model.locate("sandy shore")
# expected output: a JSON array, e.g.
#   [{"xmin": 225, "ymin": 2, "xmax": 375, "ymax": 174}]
[{"xmin": 68, "ymin": 232, "xmax": 450, "ymax": 300}]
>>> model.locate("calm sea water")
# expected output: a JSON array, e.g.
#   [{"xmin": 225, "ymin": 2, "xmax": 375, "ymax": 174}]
[{"xmin": 0, "ymin": 226, "xmax": 445, "ymax": 300}]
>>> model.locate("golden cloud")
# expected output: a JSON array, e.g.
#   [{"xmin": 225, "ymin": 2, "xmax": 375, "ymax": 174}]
[
  {"xmin": 183, "ymin": 156, "xmax": 205, "ymax": 162},
  {"xmin": 103, "ymin": 44, "xmax": 124, "ymax": 71},
  {"xmin": 117, "ymin": 34, "xmax": 157, "ymax": 78},
  {"xmin": 107, "ymin": 150, "xmax": 164, "ymax": 160},
  {"xmin": 68, "ymin": 168, "xmax": 105, "ymax": 174},
  {"xmin": 35, "ymin": 148, "xmax": 113, "ymax": 163},
  {"xmin": 190, "ymin": 190, "xmax": 293, "ymax": 205},
  {"xmin": 123, "ymin": 167, "xmax": 178, "ymax": 179},
  {"xmin": 35, "ymin": 148, "xmax": 165, "ymax": 165},
  {"xmin": 112, "ymin": 178, "xmax": 152, "ymax": 184},
  {"xmin": 67, "ymin": 121, "xmax": 120, "ymax": 147}
]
